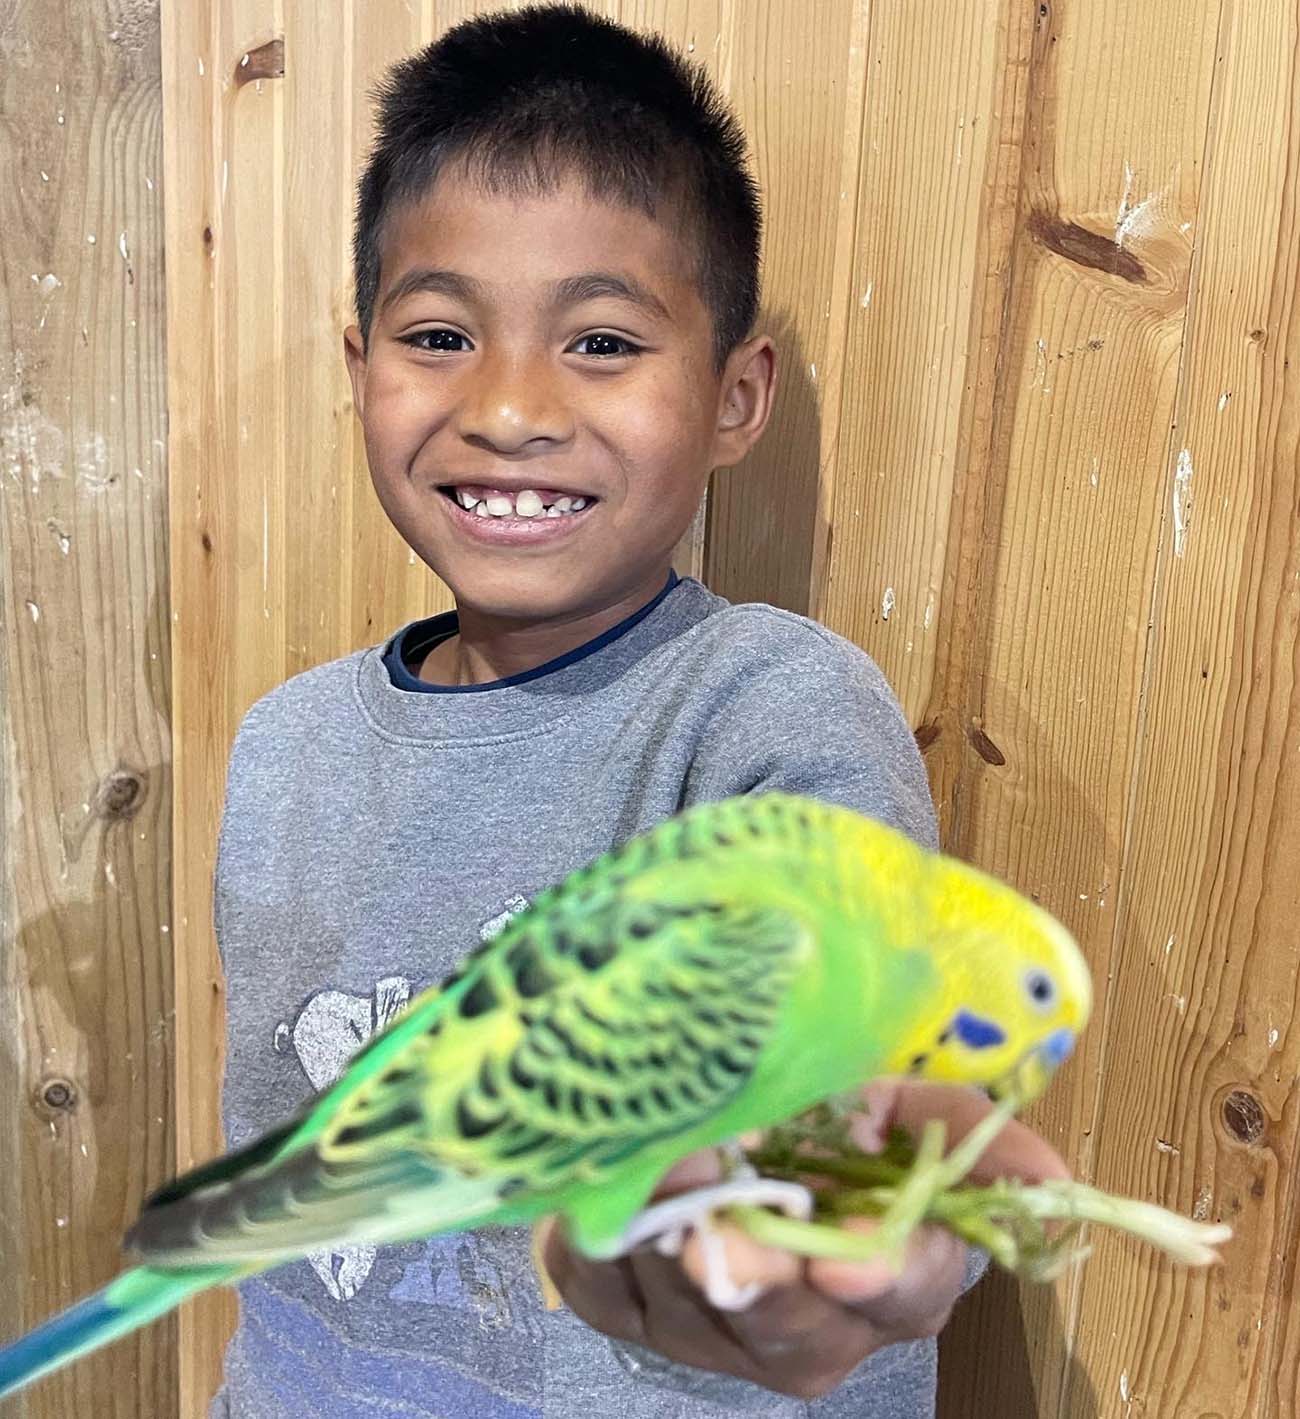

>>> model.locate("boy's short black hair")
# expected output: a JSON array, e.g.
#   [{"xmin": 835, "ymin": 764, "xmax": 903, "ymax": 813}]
[{"xmin": 354, "ymin": 3, "xmax": 762, "ymax": 370}]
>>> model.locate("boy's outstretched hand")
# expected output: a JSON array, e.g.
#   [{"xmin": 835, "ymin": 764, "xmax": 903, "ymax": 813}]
[{"xmin": 541, "ymin": 1080, "xmax": 1069, "ymax": 1401}]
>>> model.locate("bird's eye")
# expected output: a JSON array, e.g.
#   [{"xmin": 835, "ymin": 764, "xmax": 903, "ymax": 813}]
[{"xmin": 1025, "ymin": 969, "xmax": 1056, "ymax": 1010}]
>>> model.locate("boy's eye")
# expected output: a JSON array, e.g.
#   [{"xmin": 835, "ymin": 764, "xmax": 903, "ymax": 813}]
[
  {"xmin": 570, "ymin": 332, "xmax": 640, "ymax": 358},
  {"xmin": 402, "ymin": 328, "xmax": 470, "ymax": 353}
]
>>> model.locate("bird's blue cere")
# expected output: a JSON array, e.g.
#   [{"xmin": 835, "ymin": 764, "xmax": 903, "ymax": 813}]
[{"xmin": 951, "ymin": 1010, "xmax": 1007, "ymax": 1050}]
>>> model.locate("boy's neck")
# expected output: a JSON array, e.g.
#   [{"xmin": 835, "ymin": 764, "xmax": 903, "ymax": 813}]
[{"xmin": 416, "ymin": 567, "xmax": 675, "ymax": 687}]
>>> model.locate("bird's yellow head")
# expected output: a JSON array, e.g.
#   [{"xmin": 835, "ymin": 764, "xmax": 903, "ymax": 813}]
[{"xmin": 886, "ymin": 853, "xmax": 1093, "ymax": 1104}]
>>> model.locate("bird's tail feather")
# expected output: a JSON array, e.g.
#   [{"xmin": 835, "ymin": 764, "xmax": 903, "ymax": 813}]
[{"xmin": 0, "ymin": 1263, "xmax": 236, "ymax": 1400}]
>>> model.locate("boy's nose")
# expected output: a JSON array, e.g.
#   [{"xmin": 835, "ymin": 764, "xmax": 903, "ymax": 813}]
[{"xmin": 457, "ymin": 354, "xmax": 576, "ymax": 455}]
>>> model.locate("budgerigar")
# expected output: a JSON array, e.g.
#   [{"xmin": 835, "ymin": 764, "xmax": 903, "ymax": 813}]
[{"xmin": 0, "ymin": 791, "xmax": 1091, "ymax": 1399}]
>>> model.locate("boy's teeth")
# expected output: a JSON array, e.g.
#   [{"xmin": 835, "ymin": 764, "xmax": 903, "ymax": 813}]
[{"xmin": 453, "ymin": 486, "xmax": 593, "ymax": 518}]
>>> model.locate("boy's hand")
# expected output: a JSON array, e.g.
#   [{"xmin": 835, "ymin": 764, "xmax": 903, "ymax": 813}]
[{"xmin": 541, "ymin": 1080, "xmax": 1069, "ymax": 1401}]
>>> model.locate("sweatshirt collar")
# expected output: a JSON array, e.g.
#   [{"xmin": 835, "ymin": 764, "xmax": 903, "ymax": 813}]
[{"xmin": 354, "ymin": 573, "xmax": 713, "ymax": 744}]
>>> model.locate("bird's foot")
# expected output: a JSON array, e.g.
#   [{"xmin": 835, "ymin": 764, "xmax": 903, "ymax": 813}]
[{"xmin": 612, "ymin": 1177, "xmax": 814, "ymax": 1311}]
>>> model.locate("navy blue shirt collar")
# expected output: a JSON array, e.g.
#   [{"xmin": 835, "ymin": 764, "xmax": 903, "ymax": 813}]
[{"xmin": 382, "ymin": 571, "xmax": 681, "ymax": 694}]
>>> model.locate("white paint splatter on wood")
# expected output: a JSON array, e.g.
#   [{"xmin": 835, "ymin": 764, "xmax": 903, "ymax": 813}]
[
  {"xmin": 3, "ymin": 377, "xmax": 67, "ymax": 490},
  {"xmin": 1115, "ymin": 160, "xmax": 1175, "ymax": 250},
  {"xmin": 1117, "ymin": 161, "xmax": 1135, "ymax": 233},
  {"xmin": 860, "ymin": 282, "xmax": 874, "ymax": 308},
  {"xmin": 76, "ymin": 434, "xmax": 113, "ymax": 491},
  {"xmin": 1173, "ymin": 448, "xmax": 1193, "ymax": 556},
  {"xmin": 1033, "ymin": 338, "xmax": 1047, "ymax": 390}
]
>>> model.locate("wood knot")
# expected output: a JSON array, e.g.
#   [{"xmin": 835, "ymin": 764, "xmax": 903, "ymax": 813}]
[
  {"xmin": 914, "ymin": 720, "xmax": 942, "ymax": 753},
  {"xmin": 35, "ymin": 1077, "xmax": 77, "ymax": 1114},
  {"xmin": 967, "ymin": 723, "xmax": 1006, "ymax": 766},
  {"xmin": 1222, "ymin": 1089, "xmax": 1266, "ymax": 1146},
  {"xmin": 95, "ymin": 769, "xmax": 146, "ymax": 820},
  {"xmin": 235, "ymin": 37, "xmax": 285, "ymax": 87},
  {"xmin": 1026, "ymin": 210, "xmax": 1148, "ymax": 286}
]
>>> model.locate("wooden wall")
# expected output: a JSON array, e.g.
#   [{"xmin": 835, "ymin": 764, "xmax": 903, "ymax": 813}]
[
  {"xmin": 1, "ymin": 1, "xmax": 175, "ymax": 1416},
  {"xmin": 2, "ymin": 0, "xmax": 1297, "ymax": 1415}
]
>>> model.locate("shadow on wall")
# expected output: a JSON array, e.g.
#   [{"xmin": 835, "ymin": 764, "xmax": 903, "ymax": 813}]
[
  {"xmin": 938, "ymin": 1264, "xmax": 1097, "ymax": 1418},
  {"xmin": 705, "ymin": 307, "xmax": 825, "ymax": 617}
]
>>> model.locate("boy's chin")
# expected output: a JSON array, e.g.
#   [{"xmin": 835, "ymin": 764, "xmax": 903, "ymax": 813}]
[
  {"xmin": 442, "ymin": 564, "xmax": 656, "ymax": 628},
  {"xmin": 444, "ymin": 571, "xmax": 606, "ymax": 626}
]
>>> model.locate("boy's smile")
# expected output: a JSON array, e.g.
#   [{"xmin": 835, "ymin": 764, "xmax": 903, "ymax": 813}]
[{"xmin": 345, "ymin": 166, "xmax": 773, "ymax": 678}]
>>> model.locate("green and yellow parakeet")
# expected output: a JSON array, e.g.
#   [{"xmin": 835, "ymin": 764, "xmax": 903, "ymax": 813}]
[{"xmin": 0, "ymin": 791, "xmax": 1090, "ymax": 1399}]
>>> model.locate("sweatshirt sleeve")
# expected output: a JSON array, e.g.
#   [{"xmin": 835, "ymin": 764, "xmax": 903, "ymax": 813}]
[{"xmin": 689, "ymin": 611, "xmax": 938, "ymax": 851}]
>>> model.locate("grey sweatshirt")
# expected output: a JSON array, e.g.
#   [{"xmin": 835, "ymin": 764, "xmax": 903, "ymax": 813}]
[{"xmin": 208, "ymin": 573, "xmax": 953, "ymax": 1419}]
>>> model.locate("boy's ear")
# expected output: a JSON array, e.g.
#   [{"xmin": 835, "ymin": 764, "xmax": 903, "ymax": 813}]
[
  {"xmin": 711, "ymin": 334, "xmax": 777, "ymax": 470},
  {"xmin": 343, "ymin": 324, "xmax": 368, "ymax": 418}
]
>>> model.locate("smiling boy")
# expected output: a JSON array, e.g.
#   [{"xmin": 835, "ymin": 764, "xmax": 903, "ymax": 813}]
[
  {"xmin": 210, "ymin": 6, "xmax": 1066, "ymax": 1417},
  {"xmin": 348, "ymin": 170, "xmax": 744, "ymax": 681}
]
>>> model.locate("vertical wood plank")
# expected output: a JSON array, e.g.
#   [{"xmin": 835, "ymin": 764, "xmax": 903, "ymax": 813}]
[
  {"xmin": 928, "ymin": 0, "xmax": 1222, "ymax": 1414},
  {"xmin": 163, "ymin": 0, "xmax": 277, "ymax": 1406},
  {"xmin": 1063, "ymin": 3, "xmax": 1300, "ymax": 1414},
  {"xmin": 698, "ymin": 0, "xmax": 869, "ymax": 616},
  {"xmin": 1, "ymin": 1, "xmax": 173, "ymax": 1416},
  {"xmin": 817, "ymin": 0, "xmax": 1028, "ymax": 721}
]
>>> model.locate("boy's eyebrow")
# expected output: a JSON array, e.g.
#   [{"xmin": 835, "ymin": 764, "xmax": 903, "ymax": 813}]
[
  {"xmin": 549, "ymin": 273, "xmax": 671, "ymax": 321},
  {"xmin": 379, "ymin": 267, "xmax": 672, "ymax": 322}
]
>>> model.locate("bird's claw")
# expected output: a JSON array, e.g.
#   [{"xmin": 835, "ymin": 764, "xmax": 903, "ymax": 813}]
[{"xmin": 613, "ymin": 1177, "xmax": 814, "ymax": 1311}]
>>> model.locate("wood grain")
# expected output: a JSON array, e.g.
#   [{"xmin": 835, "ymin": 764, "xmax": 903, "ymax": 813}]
[
  {"xmin": 1060, "ymin": 1, "xmax": 1300, "ymax": 1413},
  {"xmin": 0, "ymin": 1, "xmax": 174, "ymax": 1415},
  {"xmin": 699, "ymin": 0, "xmax": 869, "ymax": 616}
]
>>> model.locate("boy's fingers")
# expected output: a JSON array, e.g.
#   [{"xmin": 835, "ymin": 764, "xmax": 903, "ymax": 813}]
[
  {"xmin": 678, "ymin": 1219, "xmax": 802, "ymax": 1297},
  {"xmin": 878, "ymin": 1080, "xmax": 1071, "ymax": 1184},
  {"xmin": 543, "ymin": 1231, "xmax": 648, "ymax": 1345},
  {"xmin": 808, "ymin": 1218, "xmax": 966, "ymax": 1318}
]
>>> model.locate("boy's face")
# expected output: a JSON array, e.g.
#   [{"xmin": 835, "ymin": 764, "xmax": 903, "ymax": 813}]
[{"xmin": 345, "ymin": 168, "xmax": 774, "ymax": 625}]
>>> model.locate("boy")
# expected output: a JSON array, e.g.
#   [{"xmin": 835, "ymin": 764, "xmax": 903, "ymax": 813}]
[{"xmin": 211, "ymin": 6, "xmax": 1067, "ymax": 1415}]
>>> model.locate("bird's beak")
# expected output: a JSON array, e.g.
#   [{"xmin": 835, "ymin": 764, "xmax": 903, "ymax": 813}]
[{"xmin": 993, "ymin": 1028, "xmax": 1076, "ymax": 1106}]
